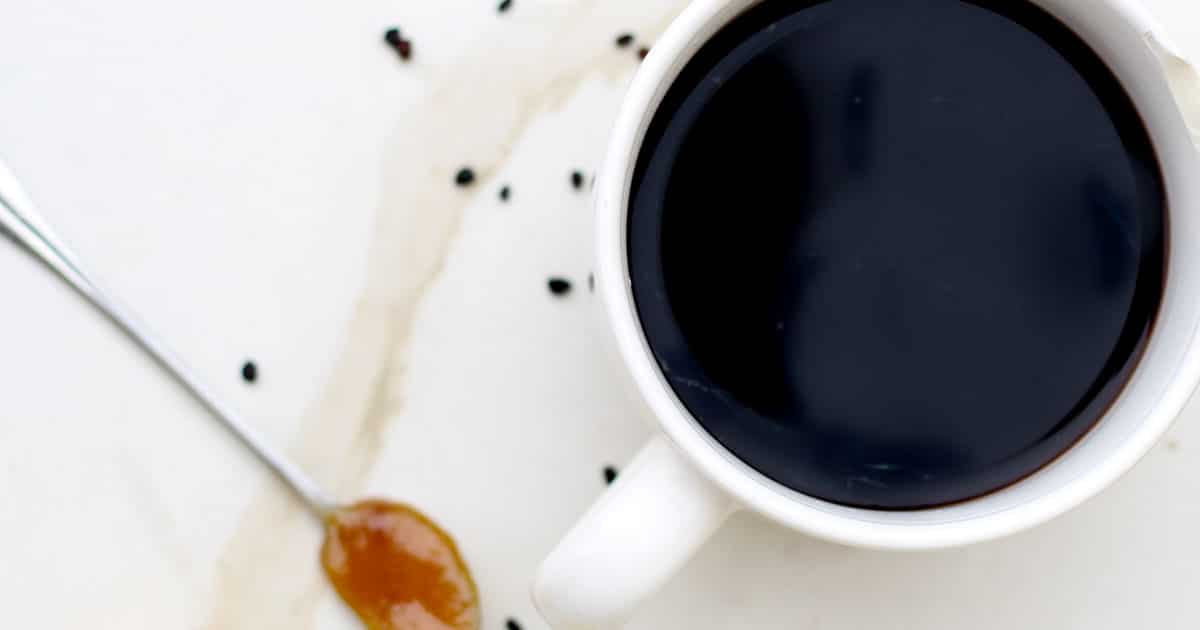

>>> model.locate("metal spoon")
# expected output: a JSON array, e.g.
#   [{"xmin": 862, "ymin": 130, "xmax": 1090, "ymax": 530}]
[
  {"xmin": 0, "ymin": 157, "xmax": 336, "ymax": 517},
  {"xmin": 0, "ymin": 157, "xmax": 482, "ymax": 629}
]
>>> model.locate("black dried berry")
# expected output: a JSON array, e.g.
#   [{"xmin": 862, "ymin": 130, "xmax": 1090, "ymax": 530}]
[
  {"xmin": 455, "ymin": 168, "xmax": 476, "ymax": 187},
  {"xmin": 241, "ymin": 361, "xmax": 258, "ymax": 384},
  {"xmin": 505, "ymin": 619, "xmax": 523, "ymax": 630},
  {"xmin": 603, "ymin": 466, "xmax": 619, "ymax": 484},
  {"xmin": 499, "ymin": 185, "xmax": 511, "ymax": 201},
  {"xmin": 498, "ymin": 0, "xmax": 513, "ymax": 13},
  {"xmin": 570, "ymin": 170, "xmax": 585, "ymax": 190},
  {"xmin": 548, "ymin": 277, "xmax": 572, "ymax": 296},
  {"xmin": 616, "ymin": 33, "xmax": 635, "ymax": 48}
]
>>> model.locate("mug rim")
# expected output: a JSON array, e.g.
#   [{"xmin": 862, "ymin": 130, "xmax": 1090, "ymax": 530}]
[{"xmin": 595, "ymin": 0, "xmax": 1200, "ymax": 549}]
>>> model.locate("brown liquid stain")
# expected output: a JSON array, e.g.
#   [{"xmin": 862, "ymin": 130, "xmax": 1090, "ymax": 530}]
[
  {"xmin": 203, "ymin": 1, "xmax": 690, "ymax": 627},
  {"xmin": 321, "ymin": 501, "xmax": 479, "ymax": 630}
]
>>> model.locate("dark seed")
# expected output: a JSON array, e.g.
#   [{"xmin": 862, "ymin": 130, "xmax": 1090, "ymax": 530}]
[
  {"xmin": 638, "ymin": 46, "xmax": 650, "ymax": 60},
  {"xmin": 603, "ymin": 466, "xmax": 619, "ymax": 484},
  {"xmin": 383, "ymin": 28, "xmax": 413, "ymax": 60},
  {"xmin": 498, "ymin": 0, "xmax": 513, "ymax": 12},
  {"xmin": 506, "ymin": 619, "xmax": 523, "ymax": 630},
  {"xmin": 616, "ymin": 33, "xmax": 635, "ymax": 48},
  {"xmin": 587, "ymin": 272, "xmax": 595, "ymax": 292},
  {"xmin": 499, "ymin": 185, "xmax": 511, "ymax": 201},
  {"xmin": 241, "ymin": 361, "xmax": 258, "ymax": 384},
  {"xmin": 570, "ymin": 170, "xmax": 585, "ymax": 190},
  {"xmin": 455, "ymin": 168, "xmax": 476, "ymax": 187},
  {"xmin": 548, "ymin": 277, "xmax": 572, "ymax": 296}
]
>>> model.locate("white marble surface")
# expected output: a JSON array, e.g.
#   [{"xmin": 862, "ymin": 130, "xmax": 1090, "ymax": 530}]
[{"xmin": 1, "ymin": 1, "xmax": 1200, "ymax": 628}]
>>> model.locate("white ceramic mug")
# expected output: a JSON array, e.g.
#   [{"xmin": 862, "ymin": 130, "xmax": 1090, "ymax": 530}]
[{"xmin": 534, "ymin": 1, "xmax": 1200, "ymax": 628}]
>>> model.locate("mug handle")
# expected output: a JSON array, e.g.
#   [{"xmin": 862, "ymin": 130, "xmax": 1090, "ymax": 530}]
[{"xmin": 533, "ymin": 435, "xmax": 736, "ymax": 629}]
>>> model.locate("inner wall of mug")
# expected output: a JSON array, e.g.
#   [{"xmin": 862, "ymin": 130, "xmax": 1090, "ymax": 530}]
[{"xmin": 610, "ymin": 0, "xmax": 1200, "ymax": 534}]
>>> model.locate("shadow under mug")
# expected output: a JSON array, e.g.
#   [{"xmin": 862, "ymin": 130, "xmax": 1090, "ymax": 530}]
[{"xmin": 535, "ymin": 0, "xmax": 1200, "ymax": 628}]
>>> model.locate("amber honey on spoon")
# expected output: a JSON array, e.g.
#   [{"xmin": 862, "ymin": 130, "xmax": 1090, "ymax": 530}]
[{"xmin": 0, "ymin": 158, "xmax": 479, "ymax": 630}]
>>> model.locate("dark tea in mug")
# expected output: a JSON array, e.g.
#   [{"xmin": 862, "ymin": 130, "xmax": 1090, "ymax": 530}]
[{"xmin": 627, "ymin": 0, "xmax": 1166, "ymax": 509}]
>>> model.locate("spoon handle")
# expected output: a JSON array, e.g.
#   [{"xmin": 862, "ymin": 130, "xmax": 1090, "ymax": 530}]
[{"xmin": 0, "ymin": 157, "xmax": 335, "ymax": 518}]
